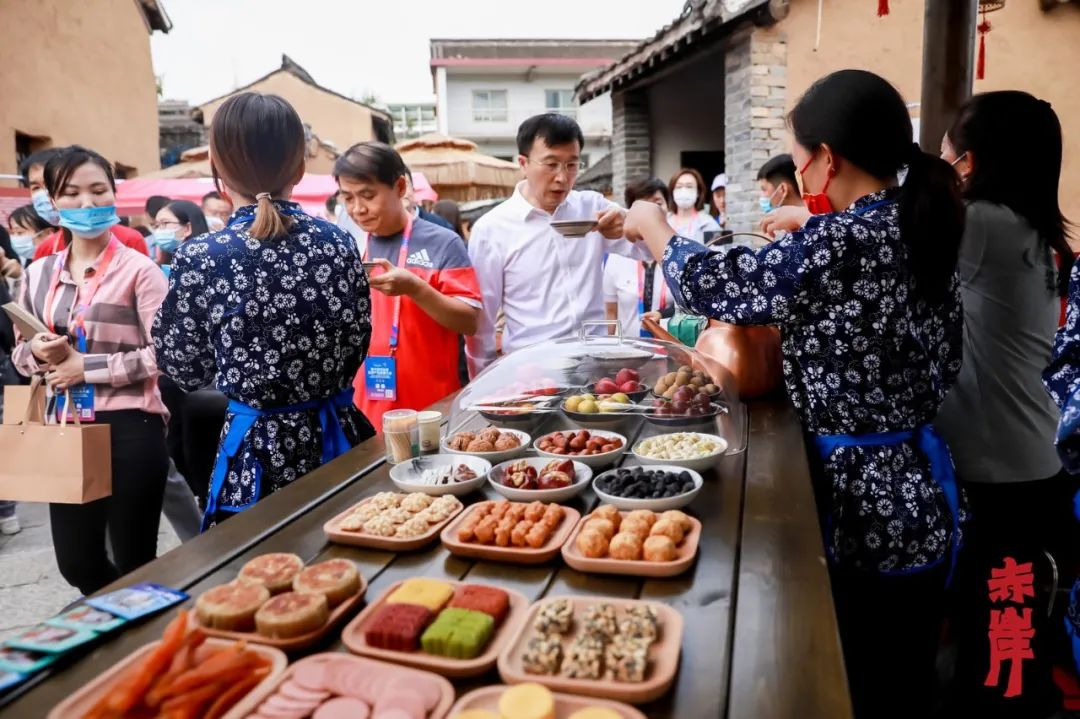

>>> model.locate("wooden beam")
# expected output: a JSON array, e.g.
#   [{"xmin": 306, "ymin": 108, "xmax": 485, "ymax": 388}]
[{"xmin": 918, "ymin": 0, "xmax": 977, "ymax": 152}]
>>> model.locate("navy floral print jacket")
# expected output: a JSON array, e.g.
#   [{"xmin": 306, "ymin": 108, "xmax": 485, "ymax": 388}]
[{"xmin": 662, "ymin": 189, "xmax": 964, "ymax": 572}]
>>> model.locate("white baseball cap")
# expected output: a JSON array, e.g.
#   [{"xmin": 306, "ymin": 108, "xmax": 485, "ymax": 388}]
[{"xmin": 711, "ymin": 173, "xmax": 728, "ymax": 191}]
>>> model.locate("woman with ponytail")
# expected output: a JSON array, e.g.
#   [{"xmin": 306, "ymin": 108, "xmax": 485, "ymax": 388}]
[
  {"xmin": 625, "ymin": 69, "xmax": 965, "ymax": 718},
  {"xmin": 152, "ymin": 92, "xmax": 374, "ymax": 529},
  {"xmin": 942, "ymin": 92, "xmax": 1080, "ymax": 717}
]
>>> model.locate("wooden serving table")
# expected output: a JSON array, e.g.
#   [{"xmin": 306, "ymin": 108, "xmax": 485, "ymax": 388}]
[{"xmin": 0, "ymin": 397, "xmax": 852, "ymax": 719}]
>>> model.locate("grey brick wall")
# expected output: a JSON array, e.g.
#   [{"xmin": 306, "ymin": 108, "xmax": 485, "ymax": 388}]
[
  {"xmin": 611, "ymin": 90, "xmax": 651, "ymax": 205},
  {"xmin": 724, "ymin": 27, "xmax": 788, "ymax": 233}
]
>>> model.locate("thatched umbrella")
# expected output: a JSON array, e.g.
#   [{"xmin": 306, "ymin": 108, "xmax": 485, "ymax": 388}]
[{"xmin": 395, "ymin": 133, "xmax": 521, "ymax": 202}]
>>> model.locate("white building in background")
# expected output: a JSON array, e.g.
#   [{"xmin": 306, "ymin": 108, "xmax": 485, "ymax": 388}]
[
  {"xmin": 388, "ymin": 102, "xmax": 438, "ymax": 140},
  {"xmin": 429, "ymin": 39, "xmax": 640, "ymax": 167}
]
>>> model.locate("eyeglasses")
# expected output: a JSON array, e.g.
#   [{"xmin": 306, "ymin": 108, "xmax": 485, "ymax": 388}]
[
  {"xmin": 151, "ymin": 220, "xmax": 183, "ymax": 230},
  {"xmin": 528, "ymin": 159, "xmax": 583, "ymax": 176}
]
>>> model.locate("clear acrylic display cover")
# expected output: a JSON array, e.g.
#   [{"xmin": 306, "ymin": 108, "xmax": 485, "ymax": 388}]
[{"xmin": 451, "ymin": 322, "xmax": 745, "ymax": 454}]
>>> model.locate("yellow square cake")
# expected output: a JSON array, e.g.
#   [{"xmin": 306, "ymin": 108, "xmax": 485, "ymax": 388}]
[{"xmin": 386, "ymin": 578, "xmax": 454, "ymax": 612}]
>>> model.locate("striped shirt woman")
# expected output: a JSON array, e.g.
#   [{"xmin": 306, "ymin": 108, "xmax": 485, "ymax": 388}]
[{"xmin": 10, "ymin": 146, "xmax": 169, "ymax": 595}]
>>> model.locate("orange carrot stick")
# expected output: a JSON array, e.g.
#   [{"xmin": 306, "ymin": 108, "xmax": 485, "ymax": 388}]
[
  {"xmin": 146, "ymin": 629, "xmax": 208, "ymax": 707},
  {"xmin": 106, "ymin": 609, "xmax": 189, "ymax": 713},
  {"xmin": 160, "ymin": 645, "xmax": 258, "ymax": 697},
  {"xmin": 204, "ymin": 668, "xmax": 269, "ymax": 719},
  {"xmin": 160, "ymin": 680, "xmax": 223, "ymax": 716}
]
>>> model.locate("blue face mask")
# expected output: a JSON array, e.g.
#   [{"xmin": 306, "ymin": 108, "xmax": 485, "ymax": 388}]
[
  {"xmin": 758, "ymin": 196, "xmax": 774, "ymax": 214},
  {"xmin": 9, "ymin": 234, "xmax": 35, "ymax": 261},
  {"xmin": 57, "ymin": 205, "xmax": 120, "ymax": 239},
  {"xmin": 31, "ymin": 189, "xmax": 60, "ymax": 226},
  {"xmin": 153, "ymin": 228, "xmax": 180, "ymax": 254}
]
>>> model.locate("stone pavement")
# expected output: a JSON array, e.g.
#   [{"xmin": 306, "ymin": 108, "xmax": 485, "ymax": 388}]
[{"xmin": 0, "ymin": 502, "xmax": 180, "ymax": 643}]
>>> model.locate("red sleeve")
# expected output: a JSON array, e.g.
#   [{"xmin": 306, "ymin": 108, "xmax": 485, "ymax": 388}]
[
  {"xmin": 32, "ymin": 231, "xmax": 61, "ymax": 261},
  {"xmin": 113, "ymin": 225, "xmax": 149, "ymax": 255},
  {"xmin": 434, "ymin": 266, "xmax": 482, "ymax": 303}
]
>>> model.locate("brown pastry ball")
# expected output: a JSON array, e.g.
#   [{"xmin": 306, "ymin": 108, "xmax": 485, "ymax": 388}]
[
  {"xmin": 625, "ymin": 510, "xmax": 657, "ymax": 529},
  {"xmin": 466, "ymin": 439, "xmax": 496, "ymax": 452},
  {"xmin": 660, "ymin": 510, "xmax": 693, "ymax": 532},
  {"xmin": 478, "ymin": 428, "xmax": 501, "ymax": 443},
  {"xmin": 619, "ymin": 516, "xmax": 652, "ymax": 539},
  {"xmin": 576, "ymin": 529, "xmax": 609, "ymax": 558},
  {"xmin": 643, "ymin": 535, "xmax": 678, "ymax": 562},
  {"xmin": 582, "ymin": 517, "xmax": 616, "ymax": 541},
  {"xmin": 447, "ymin": 433, "xmax": 475, "ymax": 451},
  {"xmin": 592, "ymin": 504, "xmax": 622, "ymax": 530},
  {"xmin": 649, "ymin": 517, "xmax": 685, "ymax": 545},
  {"xmin": 494, "ymin": 435, "xmax": 520, "ymax": 451},
  {"xmin": 608, "ymin": 532, "xmax": 643, "ymax": 561}
]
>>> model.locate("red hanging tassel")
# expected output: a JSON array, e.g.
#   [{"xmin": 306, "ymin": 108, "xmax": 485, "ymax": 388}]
[
  {"xmin": 976, "ymin": 15, "xmax": 991, "ymax": 80},
  {"xmin": 878, "ymin": 0, "xmax": 889, "ymax": 16}
]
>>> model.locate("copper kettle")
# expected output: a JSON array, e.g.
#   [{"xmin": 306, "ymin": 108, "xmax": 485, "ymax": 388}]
[{"xmin": 642, "ymin": 317, "xmax": 782, "ymax": 399}]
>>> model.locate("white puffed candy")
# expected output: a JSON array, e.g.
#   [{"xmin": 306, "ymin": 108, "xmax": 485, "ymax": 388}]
[{"xmin": 637, "ymin": 433, "xmax": 723, "ymax": 460}]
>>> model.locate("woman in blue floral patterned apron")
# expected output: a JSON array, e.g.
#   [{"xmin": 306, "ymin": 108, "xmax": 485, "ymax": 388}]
[
  {"xmin": 624, "ymin": 70, "xmax": 966, "ymax": 719},
  {"xmin": 153, "ymin": 92, "xmax": 375, "ymax": 529}
]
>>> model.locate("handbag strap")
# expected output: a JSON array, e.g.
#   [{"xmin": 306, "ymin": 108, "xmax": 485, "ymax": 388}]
[
  {"xmin": 19, "ymin": 375, "xmax": 46, "ymax": 426},
  {"xmin": 58, "ymin": 387, "xmax": 81, "ymax": 429}
]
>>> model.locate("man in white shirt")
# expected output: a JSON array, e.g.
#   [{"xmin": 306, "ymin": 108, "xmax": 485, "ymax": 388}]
[{"xmin": 465, "ymin": 113, "xmax": 647, "ymax": 376}]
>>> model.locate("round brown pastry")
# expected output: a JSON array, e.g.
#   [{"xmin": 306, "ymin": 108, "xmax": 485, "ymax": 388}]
[
  {"xmin": 592, "ymin": 504, "xmax": 622, "ymax": 530},
  {"xmin": 254, "ymin": 591, "xmax": 329, "ymax": 638},
  {"xmin": 576, "ymin": 528, "xmax": 609, "ymax": 558},
  {"xmin": 649, "ymin": 517, "xmax": 685, "ymax": 545},
  {"xmin": 238, "ymin": 553, "xmax": 305, "ymax": 594},
  {"xmin": 660, "ymin": 509, "xmax": 693, "ymax": 532},
  {"xmin": 608, "ymin": 532, "xmax": 643, "ymax": 561},
  {"xmin": 619, "ymin": 516, "xmax": 652, "ymax": 540},
  {"xmin": 195, "ymin": 581, "xmax": 270, "ymax": 631},
  {"xmin": 478, "ymin": 428, "xmax": 501, "ymax": 443},
  {"xmin": 643, "ymin": 535, "xmax": 678, "ymax": 562},
  {"xmin": 625, "ymin": 510, "xmax": 657, "ymax": 529},
  {"xmin": 582, "ymin": 517, "xmax": 616, "ymax": 541},
  {"xmin": 292, "ymin": 559, "xmax": 361, "ymax": 607},
  {"xmin": 494, "ymin": 435, "xmax": 521, "ymax": 451},
  {"xmin": 466, "ymin": 439, "xmax": 497, "ymax": 452}
]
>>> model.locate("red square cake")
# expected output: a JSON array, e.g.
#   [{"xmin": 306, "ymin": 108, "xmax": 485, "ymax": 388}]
[
  {"xmin": 364, "ymin": 603, "xmax": 434, "ymax": 650},
  {"xmin": 448, "ymin": 584, "xmax": 510, "ymax": 626}
]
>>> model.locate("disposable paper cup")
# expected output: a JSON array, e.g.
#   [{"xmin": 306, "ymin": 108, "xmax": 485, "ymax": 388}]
[{"xmin": 417, "ymin": 410, "xmax": 443, "ymax": 455}]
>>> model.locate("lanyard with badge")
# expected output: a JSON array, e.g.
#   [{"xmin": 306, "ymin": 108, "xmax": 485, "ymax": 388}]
[
  {"xmin": 41, "ymin": 235, "xmax": 121, "ymax": 422},
  {"xmin": 636, "ymin": 262, "xmax": 667, "ymax": 337},
  {"xmin": 362, "ymin": 215, "xmax": 413, "ymax": 401}
]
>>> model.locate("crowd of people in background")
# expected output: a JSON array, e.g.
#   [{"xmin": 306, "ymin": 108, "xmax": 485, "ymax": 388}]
[{"xmin": 1, "ymin": 69, "xmax": 1080, "ymax": 719}]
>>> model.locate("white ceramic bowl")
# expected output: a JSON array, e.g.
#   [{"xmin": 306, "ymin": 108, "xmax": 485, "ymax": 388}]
[
  {"xmin": 550, "ymin": 219, "xmax": 597, "ymax": 237},
  {"xmin": 488, "ymin": 457, "xmax": 593, "ymax": 503},
  {"xmin": 440, "ymin": 428, "xmax": 531, "ymax": 465},
  {"xmin": 631, "ymin": 432, "xmax": 728, "ymax": 473},
  {"xmin": 389, "ymin": 454, "xmax": 491, "ymax": 496},
  {"xmin": 532, "ymin": 429, "xmax": 628, "ymax": 470},
  {"xmin": 592, "ymin": 465, "xmax": 703, "ymax": 511}
]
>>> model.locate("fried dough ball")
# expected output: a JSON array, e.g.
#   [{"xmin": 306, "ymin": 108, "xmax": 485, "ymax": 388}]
[
  {"xmin": 609, "ymin": 532, "xmax": 643, "ymax": 561},
  {"xmin": 576, "ymin": 529, "xmax": 609, "ymax": 558}
]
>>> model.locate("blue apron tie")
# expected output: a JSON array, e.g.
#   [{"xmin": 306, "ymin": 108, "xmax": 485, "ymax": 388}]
[
  {"xmin": 202, "ymin": 388, "xmax": 354, "ymax": 532},
  {"xmin": 814, "ymin": 424, "xmax": 961, "ymax": 585}
]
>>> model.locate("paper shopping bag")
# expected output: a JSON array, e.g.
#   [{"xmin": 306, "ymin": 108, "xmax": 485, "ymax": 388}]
[
  {"xmin": 0, "ymin": 379, "xmax": 111, "ymax": 503},
  {"xmin": 2, "ymin": 383, "xmax": 44, "ymax": 425}
]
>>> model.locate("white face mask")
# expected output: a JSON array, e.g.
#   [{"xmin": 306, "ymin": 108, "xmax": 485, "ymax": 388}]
[{"xmin": 672, "ymin": 187, "xmax": 697, "ymax": 210}]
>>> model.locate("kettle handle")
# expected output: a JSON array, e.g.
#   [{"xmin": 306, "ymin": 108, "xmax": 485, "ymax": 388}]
[{"xmin": 641, "ymin": 317, "xmax": 681, "ymax": 345}]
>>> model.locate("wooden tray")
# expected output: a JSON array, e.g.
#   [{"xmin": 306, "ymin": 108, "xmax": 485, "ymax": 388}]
[
  {"xmin": 324, "ymin": 495, "xmax": 464, "ymax": 551},
  {"xmin": 497, "ymin": 595, "xmax": 684, "ymax": 704},
  {"xmin": 440, "ymin": 501, "xmax": 581, "ymax": 565},
  {"xmin": 46, "ymin": 637, "xmax": 286, "ymax": 719},
  {"xmin": 223, "ymin": 652, "xmax": 456, "ymax": 719},
  {"xmin": 342, "ymin": 579, "xmax": 529, "ymax": 678},
  {"xmin": 560, "ymin": 511, "xmax": 702, "ymax": 577},
  {"xmin": 191, "ymin": 573, "xmax": 367, "ymax": 651},
  {"xmin": 450, "ymin": 685, "xmax": 648, "ymax": 719}
]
